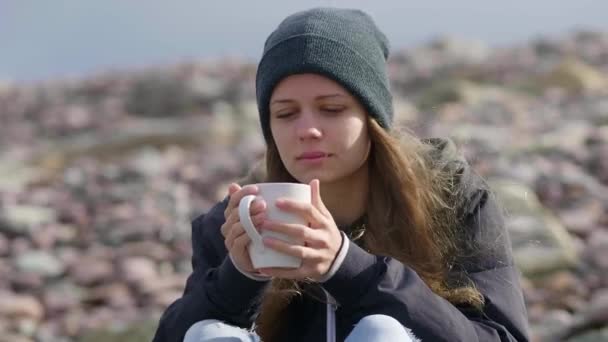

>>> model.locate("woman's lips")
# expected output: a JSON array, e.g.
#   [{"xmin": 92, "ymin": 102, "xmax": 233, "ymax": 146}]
[
  {"xmin": 298, "ymin": 152, "xmax": 328, "ymax": 159},
  {"xmin": 297, "ymin": 152, "xmax": 332, "ymax": 163}
]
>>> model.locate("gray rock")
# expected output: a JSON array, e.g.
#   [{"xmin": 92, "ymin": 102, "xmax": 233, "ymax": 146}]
[
  {"xmin": 15, "ymin": 251, "xmax": 66, "ymax": 277},
  {"xmin": 43, "ymin": 282, "xmax": 86, "ymax": 313},
  {"xmin": 0, "ymin": 234, "xmax": 8, "ymax": 256},
  {"xmin": 119, "ymin": 257, "xmax": 158, "ymax": 286},
  {"xmin": 530, "ymin": 309, "xmax": 575, "ymax": 342},
  {"xmin": 489, "ymin": 179, "xmax": 579, "ymax": 276},
  {"xmin": 0, "ymin": 290, "xmax": 44, "ymax": 320},
  {"xmin": 586, "ymin": 230, "xmax": 608, "ymax": 270},
  {"xmin": 87, "ymin": 283, "xmax": 134, "ymax": 309},
  {"xmin": 0, "ymin": 205, "xmax": 57, "ymax": 236},
  {"xmin": 0, "ymin": 159, "xmax": 43, "ymax": 193},
  {"xmin": 566, "ymin": 327, "xmax": 608, "ymax": 342},
  {"xmin": 69, "ymin": 257, "xmax": 114, "ymax": 286},
  {"xmin": 558, "ymin": 199, "xmax": 604, "ymax": 236}
]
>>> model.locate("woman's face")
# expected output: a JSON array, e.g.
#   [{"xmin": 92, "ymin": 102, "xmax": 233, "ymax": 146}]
[{"xmin": 269, "ymin": 74, "xmax": 371, "ymax": 185}]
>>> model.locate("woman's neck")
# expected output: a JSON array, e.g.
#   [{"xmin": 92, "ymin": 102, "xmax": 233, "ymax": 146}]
[{"xmin": 320, "ymin": 163, "xmax": 369, "ymax": 228}]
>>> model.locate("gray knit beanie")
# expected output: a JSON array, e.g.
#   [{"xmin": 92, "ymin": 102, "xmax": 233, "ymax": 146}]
[{"xmin": 256, "ymin": 7, "xmax": 393, "ymax": 143}]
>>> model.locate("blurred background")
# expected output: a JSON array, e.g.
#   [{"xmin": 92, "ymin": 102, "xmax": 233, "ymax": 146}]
[{"xmin": 1, "ymin": 1, "xmax": 608, "ymax": 341}]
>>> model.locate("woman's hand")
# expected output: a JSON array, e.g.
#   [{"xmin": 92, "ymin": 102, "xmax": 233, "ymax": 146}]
[
  {"xmin": 220, "ymin": 183, "xmax": 266, "ymax": 274},
  {"xmin": 258, "ymin": 179, "xmax": 342, "ymax": 281}
]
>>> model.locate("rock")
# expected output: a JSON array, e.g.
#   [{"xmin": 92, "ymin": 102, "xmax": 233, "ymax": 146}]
[
  {"xmin": 87, "ymin": 283, "xmax": 134, "ymax": 308},
  {"xmin": 119, "ymin": 257, "xmax": 158, "ymax": 286},
  {"xmin": 139, "ymin": 273, "xmax": 188, "ymax": 295},
  {"xmin": 0, "ymin": 334, "xmax": 35, "ymax": 342},
  {"xmin": 11, "ymin": 272, "xmax": 44, "ymax": 291},
  {"xmin": 0, "ymin": 234, "xmax": 8, "ymax": 255},
  {"xmin": 489, "ymin": 179, "xmax": 579, "ymax": 276},
  {"xmin": 0, "ymin": 160, "xmax": 43, "ymax": 193},
  {"xmin": 584, "ymin": 290, "xmax": 608, "ymax": 324},
  {"xmin": 15, "ymin": 251, "xmax": 66, "ymax": 277},
  {"xmin": 116, "ymin": 241, "xmax": 172, "ymax": 261},
  {"xmin": 586, "ymin": 230, "xmax": 608, "ymax": 270},
  {"xmin": 558, "ymin": 199, "xmax": 604, "ymax": 236},
  {"xmin": 152, "ymin": 290, "xmax": 182, "ymax": 308},
  {"xmin": 429, "ymin": 35, "xmax": 490, "ymax": 64},
  {"xmin": 43, "ymin": 282, "xmax": 86, "ymax": 313},
  {"xmin": 69, "ymin": 257, "xmax": 114, "ymax": 286},
  {"xmin": 0, "ymin": 290, "xmax": 44, "ymax": 320},
  {"xmin": 529, "ymin": 120, "xmax": 593, "ymax": 157},
  {"xmin": 416, "ymin": 79, "xmax": 484, "ymax": 110},
  {"xmin": 124, "ymin": 72, "xmax": 192, "ymax": 117},
  {"xmin": 541, "ymin": 58, "xmax": 608, "ymax": 93},
  {"xmin": 531, "ymin": 309, "xmax": 575, "ymax": 342},
  {"xmin": 566, "ymin": 327, "xmax": 608, "ymax": 342},
  {"xmin": 0, "ymin": 205, "xmax": 57, "ymax": 236},
  {"xmin": 78, "ymin": 319, "xmax": 158, "ymax": 342},
  {"xmin": 130, "ymin": 147, "xmax": 168, "ymax": 177}
]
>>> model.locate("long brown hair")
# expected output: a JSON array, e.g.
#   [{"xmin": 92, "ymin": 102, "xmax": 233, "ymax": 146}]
[{"xmin": 246, "ymin": 118, "xmax": 484, "ymax": 341}]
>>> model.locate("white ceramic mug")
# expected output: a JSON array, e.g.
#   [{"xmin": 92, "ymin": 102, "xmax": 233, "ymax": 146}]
[{"xmin": 238, "ymin": 182, "xmax": 310, "ymax": 269}]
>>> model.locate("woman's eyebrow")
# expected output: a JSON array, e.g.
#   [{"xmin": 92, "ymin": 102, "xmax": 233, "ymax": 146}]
[
  {"xmin": 271, "ymin": 94, "xmax": 346, "ymax": 105},
  {"xmin": 316, "ymin": 94, "xmax": 345, "ymax": 100},
  {"xmin": 270, "ymin": 99, "xmax": 294, "ymax": 105}
]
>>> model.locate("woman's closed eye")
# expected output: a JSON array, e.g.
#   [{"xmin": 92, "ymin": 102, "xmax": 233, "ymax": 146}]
[
  {"xmin": 275, "ymin": 111, "xmax": 295, "ymax": 119},
  {"xmin": 321, "ymin": 106, "xmax": 345, "ymax": 114}
]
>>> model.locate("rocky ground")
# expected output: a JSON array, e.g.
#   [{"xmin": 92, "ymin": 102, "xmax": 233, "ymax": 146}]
[{"xmin": 0, "ymin": 31, "xmax": 607, "ymax": 341}]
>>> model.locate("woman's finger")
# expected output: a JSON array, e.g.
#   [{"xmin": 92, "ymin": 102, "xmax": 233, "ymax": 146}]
[
  {"xmin": 221, "ymin": 210, "xmax": 237, "ymax": 237},
  {"xmin": 232, "ymin": 231, "xmax": 252, "ymax": 254},
  {"xmin": 257, "ymin": 267, "xmax": 302, "ymax": 279},
  {"xmin": 249, "ymin": 198, "xmax": 267, "ymax": 215},
  {"xmin": 262, "ymin": 221, "xmax": 324, "ymax": 246},
  {"xmin": 275, "ymin": 199, "xmax": 326, "ymax": 227},
  {"xmin": 224, "ymin": 184, "xmax": 258, "ymax": 220},
  {"xmin": 310, "ymin": 179, "xmax": 329, "ymax": 216},
  {"xmin": 224, "ymin": 183, "xmax": 241, "ymax": 220},
  {"xmin": 262, "ymin": 236, "xmax": 321, "ymax": 260}
]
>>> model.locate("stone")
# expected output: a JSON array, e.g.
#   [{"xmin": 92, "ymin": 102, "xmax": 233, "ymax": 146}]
[
  {"xmin": 15, "ymin": 251, "xmax": 66, "ymax": 277},
  {"xmin": 558, "ymin": 199, "xmax": 604, "ymax": 236},
  {"xmin": 0, "ymin": 234, "xmax": 8, "ymax": 255},
  {"xmin": 0, "ymin": 161, "xmax": 42, "ymax": 193},
  {"xmin": 489, "ymin": 179, "xmax": 579, "ymax": 276},
  {"xmin": 0, "ymin": 290, "xmax": 44, "ymax": 320},
  {"xmin": 87, "ymin": 283, "xmax": 134, "ymax": 308},
  {"xmin": 541, "ymin": 58, "xmax": 608, "ymax": 93},
  {"xmin": 69, "ymin": 257, "xmax": 114, "ymax": 286},
  {"xmin": 119, "ymin": 257, "xmax": 158, "ymax": 286},
  {"xmin": 566, "ymin": 327, "xmax": 608, "ymax": 342},
  {"xmin": 43, "ymin": 282, "xmax": 86, "ymax": 313},
  {"xmin": 78, "ymin": 318, "xmax": 158, "ymax": 342},
  {"xmin": 531, "ymin": 309, "xmax": 575, "ymax": 342},
  {"xmin": 0, "ymin": 205, "xmax": 56, "ymax": 236},
  {"xmin": 116, "ymin": 241, "xmax": 172, "ymax": 261},
  {"xmin": 586, "ymin": 230, "xmax": 608, "ymax": 270}
]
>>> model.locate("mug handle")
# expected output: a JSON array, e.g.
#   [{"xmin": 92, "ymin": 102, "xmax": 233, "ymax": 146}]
[{"xmin": 238, "ymin": 195, "xmax": 263, "ymax": 248}]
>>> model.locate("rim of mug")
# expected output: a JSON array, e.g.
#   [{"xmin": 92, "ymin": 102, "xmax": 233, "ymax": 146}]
[{"xmin": 252, "ymin": 182, "xmax": 310, "ymax": 187}]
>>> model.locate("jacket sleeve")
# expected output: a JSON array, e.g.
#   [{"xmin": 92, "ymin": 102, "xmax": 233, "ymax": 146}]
[
  {"xmin": 152, "ymin": 199, "xmax": 269, "ymax": 342},
  {"xmin": 322, "ymin": 189, "xmax": 530, "ymax": 342}
]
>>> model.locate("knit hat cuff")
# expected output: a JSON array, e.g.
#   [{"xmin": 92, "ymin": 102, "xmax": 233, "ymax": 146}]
[{"xmin": 256, "ymin": 34, "xmax": 393, "ymax": 143}]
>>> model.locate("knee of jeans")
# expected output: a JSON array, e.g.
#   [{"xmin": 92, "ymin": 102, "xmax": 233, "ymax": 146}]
[
  {"xmin": 184, "ymin": 319, "xmax": 224, "ymax": 342},
  {"xmin": 356, "ymin": 314, "xmax": 403, "ymax": 331},
  {"xmin": 184, "ymin": 320, "xmax": 256, "ymax": 342},
  {"xmin": 354, "ymin": 314, "xmax": 419, "ymax": 341}
]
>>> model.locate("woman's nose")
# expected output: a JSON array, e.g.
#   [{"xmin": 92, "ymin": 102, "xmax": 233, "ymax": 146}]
[{"xmin": 295, "ymin": 113, "xmax": 322, "ymax": 140}]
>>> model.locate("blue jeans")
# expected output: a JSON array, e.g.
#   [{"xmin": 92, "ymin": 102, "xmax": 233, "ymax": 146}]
[{"xmin": 183, "ymin": 314, "xmax": 419, "ymax": 342}]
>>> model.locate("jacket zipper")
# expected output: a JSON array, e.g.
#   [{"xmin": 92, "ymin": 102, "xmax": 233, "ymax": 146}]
[{"xmin": 323, "ymin": 288, "xmax": 337, "ymax": 342}]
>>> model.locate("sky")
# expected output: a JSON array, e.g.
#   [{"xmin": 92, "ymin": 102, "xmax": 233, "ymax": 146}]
[{"xmin": 1, "ymin": 0, "xmax": 607, "ymax": 82}]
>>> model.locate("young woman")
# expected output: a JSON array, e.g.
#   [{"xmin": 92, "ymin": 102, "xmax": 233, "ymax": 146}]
[{"xmin": 153, "ymin": 7, "xmax": 530, "ymax": 342}]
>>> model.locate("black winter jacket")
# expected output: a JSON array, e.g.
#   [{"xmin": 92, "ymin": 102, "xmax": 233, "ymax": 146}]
[{"xmin": 153, "ymin": 138, "xmax": 530, "ymax": 342}]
